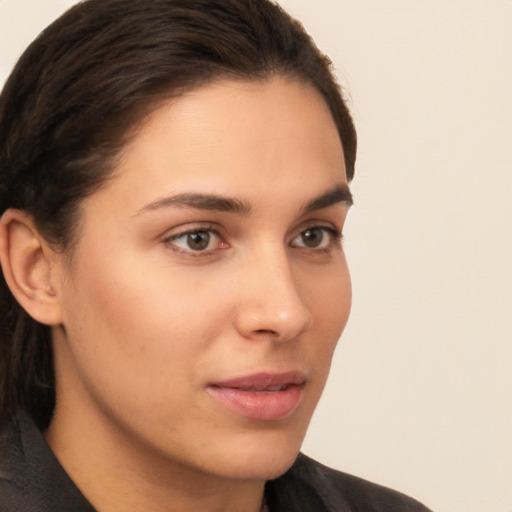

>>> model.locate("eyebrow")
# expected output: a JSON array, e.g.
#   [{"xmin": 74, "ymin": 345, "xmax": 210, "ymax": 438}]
[
  {"xmin": 301, "ymin": 184, "xmax": 353, "ymax": 214},
  {"xmin": 136, "ymin": 183, "xmax": 352, "ymax": 217},
  {"xmin": 137, "ymin": 193, "xmax": 252, "ymax": 215}
]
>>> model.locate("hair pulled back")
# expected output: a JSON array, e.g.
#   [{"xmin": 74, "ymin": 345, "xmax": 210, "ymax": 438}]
[{"xmin": 0, "ymin": 0, "xmax": 356, "ymax": 428}]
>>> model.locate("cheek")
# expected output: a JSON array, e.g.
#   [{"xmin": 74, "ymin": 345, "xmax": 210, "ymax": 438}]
[
  {"xmin": 298, "ymin": 259, "xmax": 351, "ymax": 380},
  {"xmin": 303, "ymin": 257, "xmax": 351, "ymax": 331},
  {"xmin": 59, "ymin": 249, "xmax": 230, "ymax": 413}
]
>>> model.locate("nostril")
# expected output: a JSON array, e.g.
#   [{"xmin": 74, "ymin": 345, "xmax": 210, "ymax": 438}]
[{"xmin": 254, "ymin": 329, "xmax": 279, "ymax": 337}]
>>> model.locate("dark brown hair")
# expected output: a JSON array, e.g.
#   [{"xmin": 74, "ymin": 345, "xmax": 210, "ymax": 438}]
[{"xmin": 0, "ymin": 0, "xmax": 356, "ymax": 429}]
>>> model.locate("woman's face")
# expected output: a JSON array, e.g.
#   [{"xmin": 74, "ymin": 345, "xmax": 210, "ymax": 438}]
[{"xmin": 51, "ymin": 77, "xmax": 352, "ymax": 483}]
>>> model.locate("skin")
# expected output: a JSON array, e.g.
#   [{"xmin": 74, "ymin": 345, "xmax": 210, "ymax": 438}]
[{"xmin": 32, "ymin": 77, "xmax": 351, "ymax": 511}]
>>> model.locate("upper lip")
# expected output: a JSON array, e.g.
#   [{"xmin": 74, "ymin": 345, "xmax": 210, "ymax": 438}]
[{"xmin": 209, "ymin": 371, "xmax": 307, "ymax": 391}]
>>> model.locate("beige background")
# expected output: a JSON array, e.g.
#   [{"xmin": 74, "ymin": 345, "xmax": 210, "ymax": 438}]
[{"xmin": 1, "ymin": 1, "xmax": 511, "ymax": 511}]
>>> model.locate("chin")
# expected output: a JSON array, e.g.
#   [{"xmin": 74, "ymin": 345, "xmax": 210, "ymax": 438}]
[
  {"xmin": 203, "ymin": 426, "xmax": 307, "ymax": 482},
  {"xmin": 212, "ymin": 450, "xmax": 300, "ymax": 482}
]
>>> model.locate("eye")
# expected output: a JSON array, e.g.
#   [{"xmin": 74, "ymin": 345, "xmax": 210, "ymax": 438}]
[
  {"xmin": 291, "ymin": 226, "xmax": 339, "ymax": 249},
  {"xmin": 164, "ymin": 228, "xmax": 225, "ymax": 253}
]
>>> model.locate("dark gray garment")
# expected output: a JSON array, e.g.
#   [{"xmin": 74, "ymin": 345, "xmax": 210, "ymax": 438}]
[{"xmin": 1, "ymin": 414, "xmax": 432, "ymax": 511}]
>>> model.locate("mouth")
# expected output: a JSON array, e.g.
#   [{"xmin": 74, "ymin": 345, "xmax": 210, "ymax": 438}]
[{"xmin": 207, "ymin": 371, "xmax": 306, "ymax": 421}]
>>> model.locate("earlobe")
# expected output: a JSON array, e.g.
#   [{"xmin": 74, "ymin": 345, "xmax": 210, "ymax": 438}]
[{"xmin": 0, "ymin": 209, "xmax": 63, "ymax": 326}]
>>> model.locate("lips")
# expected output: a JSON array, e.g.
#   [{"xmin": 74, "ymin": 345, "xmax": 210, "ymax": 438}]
[{"xmin": 207, "ymin": 371, "xmax": 306, "ymax": 421}]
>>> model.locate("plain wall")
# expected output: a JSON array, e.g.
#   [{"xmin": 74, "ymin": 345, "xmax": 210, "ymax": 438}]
[{"xmin": 1, "ymin": 1, "xmax": 511, "ymax": 511}]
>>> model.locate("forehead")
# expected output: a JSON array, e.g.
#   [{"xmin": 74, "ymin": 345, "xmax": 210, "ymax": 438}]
[{"xmin": 86, "ymin": 77, "xmax": 347, "ymax": 214}]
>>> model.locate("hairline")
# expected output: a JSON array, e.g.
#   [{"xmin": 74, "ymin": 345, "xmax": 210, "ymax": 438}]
[{"xmin": 60, "ymin": 72, "xmax": 350, "ymax": 257}]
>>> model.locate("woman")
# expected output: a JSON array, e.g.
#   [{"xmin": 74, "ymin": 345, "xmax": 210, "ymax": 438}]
[{"xmin": 0, "ymin": 1, "xmax": 432, "ymax": 510}]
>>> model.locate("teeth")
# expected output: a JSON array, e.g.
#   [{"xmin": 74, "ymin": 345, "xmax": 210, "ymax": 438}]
[
  {"xmin": 236, "ymin": 384, "xmax": 287, "ymax": 392},
  {"xmin": 267, "ymin": 385, "xmax": 285, "ymax": 391}
]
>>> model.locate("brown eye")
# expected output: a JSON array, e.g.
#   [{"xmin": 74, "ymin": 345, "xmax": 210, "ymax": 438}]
[
  {"xmin": 291, "ymin": 226, "xmax": 338, "ymax": 250},
  {"xmin": 186, "ymin": 231, "xmax": 211, "ymax": 250},
  {"xmin": 301, "ymin": 228, "xmax": 325, "ymax": 248},
  {"xmin": 166, "ymin": 229, "xmax": 222, "ymax": 253}
]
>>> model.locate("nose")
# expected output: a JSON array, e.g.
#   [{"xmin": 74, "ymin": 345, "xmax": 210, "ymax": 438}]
[{"xmin": 233, "ymin": 247, "xmax": 313, "ymax": 342}]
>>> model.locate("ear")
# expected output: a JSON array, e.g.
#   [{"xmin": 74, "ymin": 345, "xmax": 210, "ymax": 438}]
[{"xmin": 0, "ymin": 209, "xmax": 64, "ymax": 326}]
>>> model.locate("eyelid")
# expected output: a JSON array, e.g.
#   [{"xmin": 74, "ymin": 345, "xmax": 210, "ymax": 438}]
[
  {"xmin": 159, "ymin": 220, "xmax": 343, "ymax": 256},
  {"xmin": 294, "ymin": 220, "xmax": 342, "ymax": 238},
  {"xmin": 290, "ymin": 223, "xmax": 343, "ymax": 250},
  {"xmin": 161, "ymin": 223, "xmax": 227, "ymax": 255}
]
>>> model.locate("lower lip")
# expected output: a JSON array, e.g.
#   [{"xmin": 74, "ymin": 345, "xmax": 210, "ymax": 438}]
[{"xmin": 207, "ymin": 385, "xmax": 303, "ymax": 421}]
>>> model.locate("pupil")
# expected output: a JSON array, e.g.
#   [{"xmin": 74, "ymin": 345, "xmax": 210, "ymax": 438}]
[
  {"xmin": 302, "ymin": 228, "xmax": 323, "ymax": 248},
  {"xmin": 187, "ymin": 231, "xmax": 210, "ymax": 250}
]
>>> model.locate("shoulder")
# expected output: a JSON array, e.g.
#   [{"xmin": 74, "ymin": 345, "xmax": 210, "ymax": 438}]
[
  {"xmin": 0, "ymin": 414, "xmax": 95, "ymax": 512},
  {"xmin": 266, "ymin": 453, "xmax": 433, "ymax": 512},
  {"xmin": 0, "ymin": 414, "xmax": 25, "ymax": 503}
]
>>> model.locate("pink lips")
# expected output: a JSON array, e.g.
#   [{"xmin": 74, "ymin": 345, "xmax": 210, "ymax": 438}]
[{"xmin": 207, "ymin": 371, "xmax": 306, "ymax": 421}]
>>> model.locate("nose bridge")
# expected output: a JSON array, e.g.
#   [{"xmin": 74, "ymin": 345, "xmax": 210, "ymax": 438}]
[{"xmin": 234, "ymin": 241, "xmax": 313, "ymax": 341}]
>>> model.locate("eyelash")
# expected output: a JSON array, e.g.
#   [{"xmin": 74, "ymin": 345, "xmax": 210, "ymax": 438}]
[
  {"xmin": 162, "ymin": 224, "xmax": 224, "ymax": 256},
  {"xmin": 161, "ymin": 223, "xmax": 342, "ymax": 256},
  {"xmin": 292, "ymin": 226, "xmax": 342, "ymax": 251}
]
